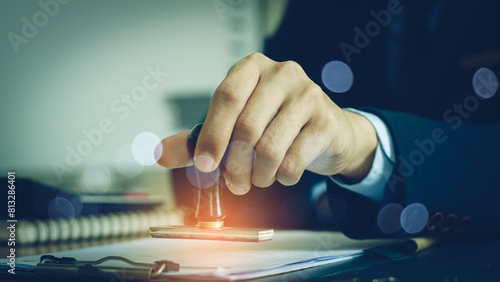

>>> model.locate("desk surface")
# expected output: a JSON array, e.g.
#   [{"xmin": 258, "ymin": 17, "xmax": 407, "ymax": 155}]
[
  {"xmin": 2, "ymin": 234, "xmax": 499, "ymax": 281},
  {"xmin": 259, "ymin": 237, "xmax": 500, "ymax": 281}
]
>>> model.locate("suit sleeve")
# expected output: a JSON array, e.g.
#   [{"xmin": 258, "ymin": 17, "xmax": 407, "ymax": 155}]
[{"xmin": 328, "ymin": 108, "xmax": 500, "ymax": 239}]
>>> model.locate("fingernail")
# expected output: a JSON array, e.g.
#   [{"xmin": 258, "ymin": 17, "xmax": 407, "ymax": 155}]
[
  {"xmin": 225, "ymin": 177, "xmax": 250, "ymax": 195},
  {"xmin": 194, "ymin": 154, "xmax": 216, "ymax": 172}
]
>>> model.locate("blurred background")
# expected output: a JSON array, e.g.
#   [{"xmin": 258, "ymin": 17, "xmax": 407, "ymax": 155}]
[{"xmin": 0, "ymin": 0, "xmax": 288, "ymax": 207}]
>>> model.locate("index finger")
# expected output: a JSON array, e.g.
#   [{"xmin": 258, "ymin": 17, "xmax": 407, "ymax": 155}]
[
  {"xmin": 155, "ymin": 130, "xmax": 193, "ymax": 168},
  {"xmin": 194, "ymin": 53, "xmax": 269, "ymax": 172}
]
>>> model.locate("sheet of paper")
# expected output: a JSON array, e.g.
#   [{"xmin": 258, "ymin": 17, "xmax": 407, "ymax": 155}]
[{"xmin": 7, "ymin": 230, "xmax": 397, "ymax": 281}]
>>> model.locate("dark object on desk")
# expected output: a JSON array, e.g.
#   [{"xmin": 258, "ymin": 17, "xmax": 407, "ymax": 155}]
[
  {"xmin": 150, "ymin": 123, "xmax": 274, "ymax": 242},
  {"xmin": 364, "ymin": 238, "xmax": 438, "ymax": 259},
  {"xmin": 0, "ymin": 178, "xmax": 163, "ymax": 220},
  {"xmin": 0, "ymin": 178, "xmax": 183, "ymax": 245},
  {"xmin": 1, "ymin": 178, "xmax": 87, "ymax": 220},
  {"xmin": 166, "ymin": 93, "xmax": 211, "ymax": 129}
]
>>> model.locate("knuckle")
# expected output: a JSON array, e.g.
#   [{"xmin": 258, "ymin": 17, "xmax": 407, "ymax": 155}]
[
  {"xmin": 216, "ymin": 83, "xmax": 241, "ymax": 107},
  {"xmin": 225, "ymin": 161, "xmax": 244, "ymax": 175},
  {"xmin": 324, "ymin": 111, "xmax": 338, "ymax": 129},
  {"xmin": 277, "ymin": 60, "xmax": 303, "ymax": 77},
  {"xmin": 232, "ymin": 54, "xmax": 260, "ymax": 73},
  {"xmin": 297, "ymin": 82, "xmax": 324, "ymax": 106},
  {"xmin": 309, "ymin": 99, "xmax": 336, "ymax": 127},
  {"xmin": 197, "ymin": 135, "xmax": 226, "ymax": 158},
  {"xmin": 255, "ymin": 138, "xmax": 282, "ymax": 165},
  {"xmin": 234, "ymin": 116, "xmax": 260, "ymax": 142},
  {"xmin": 304, "ymin": 82, "xmax": 323, "ymax": 98},
  {"xmin": 246, "ymin": 52, "xmax": 265, "ymax": 62},
  {"xmin": 225, "ymin": 153, "xmax": 252, "ymax": 175}
]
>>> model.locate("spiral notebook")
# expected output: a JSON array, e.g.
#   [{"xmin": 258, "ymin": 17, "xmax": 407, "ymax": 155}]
[{"xmin": 0, "ymin": 208, "xmax": 184, "ymax": 245}]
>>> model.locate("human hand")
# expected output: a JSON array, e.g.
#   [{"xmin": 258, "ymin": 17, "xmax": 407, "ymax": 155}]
[{"xmin": 156, "ymin": 53, "xmax": 377, "ymax": 195}]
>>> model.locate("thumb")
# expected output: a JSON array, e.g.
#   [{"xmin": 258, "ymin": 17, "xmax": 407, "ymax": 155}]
[{"xmin": 155, "ymin": 130, "xmax": 193, "ymax": 168}]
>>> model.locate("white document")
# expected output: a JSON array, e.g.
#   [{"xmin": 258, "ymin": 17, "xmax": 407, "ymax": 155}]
[{"xmin": 10, "ymin": 230, "xmax": 395, "ymax": 281}]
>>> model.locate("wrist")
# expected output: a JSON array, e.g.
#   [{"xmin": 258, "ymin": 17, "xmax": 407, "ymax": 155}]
[{"xmin": 339, "ymin": 110, "xmax": 378, "ymax": 183}]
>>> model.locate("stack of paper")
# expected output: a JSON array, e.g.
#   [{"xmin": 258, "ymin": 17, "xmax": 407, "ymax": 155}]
[{"xmin": 6, "ymin": 230, "xmax": 395, "ymax": 280}]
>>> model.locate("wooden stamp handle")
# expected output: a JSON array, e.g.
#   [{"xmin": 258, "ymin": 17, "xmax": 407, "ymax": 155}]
[{"xmin": 188, "ymin": 123, "xmax": 226, "ymax": 228}]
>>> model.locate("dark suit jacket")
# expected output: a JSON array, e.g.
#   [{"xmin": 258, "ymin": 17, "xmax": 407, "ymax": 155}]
[{"xmin": 264, "ymin": 0, "xmax": 500, "ymax": 238}]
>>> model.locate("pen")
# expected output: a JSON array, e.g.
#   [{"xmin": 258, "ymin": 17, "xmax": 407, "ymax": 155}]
[{"xmin": 363, "ymin": 238, "xmax": 438, "ymax": 259}]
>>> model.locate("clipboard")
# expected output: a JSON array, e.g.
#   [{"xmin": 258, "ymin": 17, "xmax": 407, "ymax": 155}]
[{"xmin": 1, "ymin": 231, "xmax": 438, "ymax": 281}]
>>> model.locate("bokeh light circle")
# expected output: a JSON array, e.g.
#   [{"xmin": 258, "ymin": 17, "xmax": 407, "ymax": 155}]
[
  {"xmin": 377, "ymin": 203, "xmax": 404, "ymax": 234},
  {"xmin": 115, "ymin": 144, "xmax": 144, "ymax": 178},
  {"xmin": 154, "ymin": 141, "xmax": 164, "ymax": 163},
  {"xmin": 321, "ymin": 60, "xmax": 354, "ymax": 93},
  {"xmin": 58, "ymin": 186, "xmax": 83, "ymax": 218},
  {"xmin": 223, "ymin": 140, "xmax": 255, "ymax": 175},
  {"xmin": 472, "ymin": 67, "xmax": 498, "ymax": 99},
  {"xmin": 186, "ymin": 160, "xmax": 220, "ymax": 189},
  {"xmin": 81, "ymin": 163, "xmax": 111, "ymax": 194},
  {"xmin": 400, "ymin": 203, "xmax": 429, "ymax": 234},
  {"xmin": 48, "ymin": 197, "xmax": 76, "ymax": 219},
  {"xmin": 131, "ymin": 131, "xmax": 161, "ymax": 166}
]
